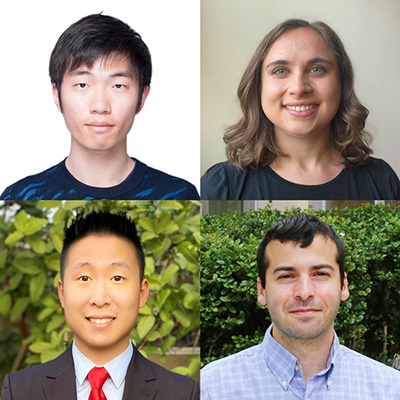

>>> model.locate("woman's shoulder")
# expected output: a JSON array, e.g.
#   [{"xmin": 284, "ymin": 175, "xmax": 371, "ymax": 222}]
[{"xmin": 201, "ymin": 161, "xmax": 247, "ymax": 200}]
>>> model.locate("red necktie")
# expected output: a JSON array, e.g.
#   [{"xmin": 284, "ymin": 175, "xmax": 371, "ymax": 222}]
[{"xmin": 88, "ymin": 367, "xmax": 109, "ymax": 400}]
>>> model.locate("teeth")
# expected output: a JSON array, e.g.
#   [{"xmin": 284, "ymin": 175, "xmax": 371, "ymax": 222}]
[
  {"xmin": 286, "ymin": 105, "xmax": 316, "ymax": 111},
  {"xmin": 88, "ymin": 318, "xmax": 114, "ymax": 324}
]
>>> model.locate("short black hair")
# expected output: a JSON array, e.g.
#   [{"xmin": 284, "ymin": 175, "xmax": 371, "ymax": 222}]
[
  {"xmin": 257, "ymin": 214, "xmax": 345, "ymax": 288},
  {"xmin": 49, "ymin": 13, "xmax": 152, "ymax": 110},
  {"xmin": 60, "ymin": 211, "xmax": 145, "ymax": 282}
]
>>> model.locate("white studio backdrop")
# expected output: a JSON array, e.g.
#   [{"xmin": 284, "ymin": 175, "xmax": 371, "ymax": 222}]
[{"xmin": 0, "ymin": 0, "xmax": 200, "ymax": 193}]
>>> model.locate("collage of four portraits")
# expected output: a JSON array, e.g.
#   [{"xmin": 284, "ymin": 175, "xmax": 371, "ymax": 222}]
[{"xmin": 0, "ymin": 0, "xmax": 399, "ymax": 399}]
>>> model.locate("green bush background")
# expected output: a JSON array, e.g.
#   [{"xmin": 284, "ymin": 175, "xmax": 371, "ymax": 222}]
[
  {"xmin": 201, "ymin": 203, "xmax": 400, "ymax": 367},
  {"xmin": 0, "ymin": 200, "xmax": 200, "ymax": 386}
]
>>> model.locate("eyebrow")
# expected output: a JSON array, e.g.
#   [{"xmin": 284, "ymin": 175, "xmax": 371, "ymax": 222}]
[
  {"xmin": 265, "ymin": 57, "xmax": 334, "ymax": 69},
  {"xmin": 72, "ymin": 261, "xmax": 132, "ymax": 271},
  {"xmin": 68, "ymin": 70, "xmax": 134, "ymax": 79},
  {"xmin": 272, "ymin": 264, "xmax": 335, "ymax": 275}
]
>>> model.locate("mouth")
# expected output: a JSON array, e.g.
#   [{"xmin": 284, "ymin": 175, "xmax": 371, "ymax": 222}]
[
  {"xmin": 285, "ymin": 104, "xmax": 317, "ymax": 112},
  {"xmin": 283, "ymin": 103, "xmax": 319, "ymax": 117},
  {"xmin": 85, "ymin": 123, "xmax": 114, "ymax": 133},
  {"xmin": 86, "ymin": 316, "xmax": 116, "ymax": 325},
  {"xmin": 289, "ymin": 308, "xmax": 320, "ymax": 315}
]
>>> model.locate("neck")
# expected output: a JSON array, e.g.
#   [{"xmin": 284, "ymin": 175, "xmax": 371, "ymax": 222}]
[
  {"xmin": 270, "ymin": 126, "xmax": 344, "ymax": 184},
  {"xmin": 272, "ymin": 325, "xmax": 334, "ymax": 384},
  {"xmin": 75, "ymin": 338, "xmax": 131, "ymax": 366},
  {"xmin": 66, "ymin": 144, "xmax": 134, "ymax": 188}
]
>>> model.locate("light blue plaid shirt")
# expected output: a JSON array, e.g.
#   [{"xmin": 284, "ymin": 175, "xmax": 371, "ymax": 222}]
[{"xmin": 201, "ymin": 324, "xmax": 400, "ymax": 399}]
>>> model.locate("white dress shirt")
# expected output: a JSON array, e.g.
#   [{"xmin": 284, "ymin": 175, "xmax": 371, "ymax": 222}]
[{"xmin": 72, "ymin": 340, "xmax": 133, "ymax": 400}]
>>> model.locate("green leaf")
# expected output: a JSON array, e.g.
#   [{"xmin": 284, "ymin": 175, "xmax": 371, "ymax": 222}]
[
  {"xmin": 10, "ymin": 297, "xmax": 30, "ymax": 322},
  {"xmin": 0, "ymin": 293, "xmax": 12, "ymax": 316},
  {"xmin": 38, "ymin": 307, "xmax": 56, "ymax": 322},
  {"xmin": 145, "ymin": 257, "xmax": 155, "ymax": 274},
  {"xmin": 159, "ymin": 201, "xmax": 184, "ymax": 210},
  {"xmin": 29, "ymin": 271, "xmax": 47, "ymax": 302},
  {"xmin": 29, "ymin": 341, "xmax": 54, "ymax": 354},
  {"xmin": 160, "ymin": 264, "xmax": 179, "ymax": 286},
  {"xmin": 139, "ymin": 303, "xmax": 152, "ymax": 315},
  {"xmin": 159, "ymin": 221, "xmax": 179, "ymax": 235},
  {"xmin": 137, "ymin": 315, "xmax": 156, "ymax": 339},
  {"xmin": 142, "ymin": 231, "xmax": 158, "ymax": 242},
  {"xmin": 0, "ymin": 248, "xmax": 8, "ymax": 269},
  {"xmin": 12, "ymin": 252, "xmax": 42, "ymax": 275},
  {"xmin": 41, "ymin": 349, "xmax": 62, "ymax": 363},
  {"xmin": 177, "ymin": 241, "xmax": 199, "ymax": 264},
  {"xmin": 14, "ymin": 210, "xmax": 48, "ymax": 235},
  {"xmin": 157, "ymin": 289, "xmax": 171, "ymax": 309},
  {"xmin": 159, "ymin": 320, "xmax": 174, "ymax": 337},
  {"xmin": 46, "ymin": 315, "xmax": 66, "ymax": 333},
  {"xmin": 161, "ymin": 336, "xmax": 176, "ymax": 354},
  {"xmin": 183, "ymin": 292, "xmax": 200, "ymax": 309},
  {"xmin": 5, "ymin": 231, "xmax": 24, "ymax": 247},
  {"xmin": 146, "ymin": 331, "xmax": 161, "ymax": 342},
  {"xmin": 9, "ymin": 271, "xmax": 24, "ymax": 290},
  {"xmin": 26, "ymin": 235, "xmax": 47, "ymax": 254},
  {"xmin": 138, "ymin": 218, "xmax": 155, "ymax": 232},
  {"xmin": 52, "ymin": 232, "xmax": 64, "ymax": 253},
  {"xmin": 45, "ymin": 253, "xmax": 60, "ymax": 271},
  {"xmin": 172, "ymin": 309, "xmax": 191, "ymax": 328}
]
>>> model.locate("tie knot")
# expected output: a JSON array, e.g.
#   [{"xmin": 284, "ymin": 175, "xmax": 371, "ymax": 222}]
[{"xmin": 88, "ymin": 367, "xmax": 109, "ymax": 389}]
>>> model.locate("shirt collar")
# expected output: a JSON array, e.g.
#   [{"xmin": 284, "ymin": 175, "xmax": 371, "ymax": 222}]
[
  {"xmin": 262, "ymin": 324, "xmax": 339, "ymax": 390},
  {"xmin": 72, "ymin": 340, "xmax": 133, "ymax": 389}
]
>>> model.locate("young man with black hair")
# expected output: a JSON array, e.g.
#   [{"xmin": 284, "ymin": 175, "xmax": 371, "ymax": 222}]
[
  {"xmin": 201, "ymin": 214, "xmax": 400, "ymax": 399},
  {"xmin": 1, "ymin": 212, "xmax": 199, "ymax": 399},
  {"xmin": 0, "ymin": 14, "xmax": 199, "ymax": 200}
]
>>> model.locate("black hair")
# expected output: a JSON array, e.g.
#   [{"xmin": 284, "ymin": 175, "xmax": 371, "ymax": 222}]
[
  {"xmin": 60, "ymin": 211, "xmax": 145, "ymax": 282},
  {"xmin": 256, "ymin": 214, "xmax": 345, "ymax": 288},
  {"xmin": 49, "ymin": 13, "xmax": 152, "ymax": 110}
]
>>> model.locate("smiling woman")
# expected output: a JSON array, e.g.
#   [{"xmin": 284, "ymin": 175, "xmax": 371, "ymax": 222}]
[{"xmin": 201, "ymin": 19, "xmax": 400, "ymax": 200}]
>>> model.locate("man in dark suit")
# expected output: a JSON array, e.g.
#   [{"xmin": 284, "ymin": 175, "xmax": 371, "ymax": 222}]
[{"xmin": 1, "ymin": 211, "xmax": 199, "ymax": 400}]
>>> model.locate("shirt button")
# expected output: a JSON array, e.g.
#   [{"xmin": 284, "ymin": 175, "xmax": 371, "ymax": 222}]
[
  {"xmin": 327, "ymin": 380, "xmax": 332, "ymax": 386},
  {"xmin": 295, "ymin": 365, "xmax": 300, "ymax": 371},
  {"xmin": 282, "ymin": 381, "xmax": 287, "ymax": 387}
]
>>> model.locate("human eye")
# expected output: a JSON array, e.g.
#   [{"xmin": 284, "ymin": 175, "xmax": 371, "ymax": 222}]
[
  {"xmin": 111, "ymin": 275, "xmax": 124, "ymax": 282},
  {"xmin": 273, "ymin": 67, "xmax": 288, "ymax": 76},
  {"xmin": 78, "ymin": 275, "xmax": 91, "ymax": 282},
  {"xmin": 75, "ymin": 83, "xmax": 88, "ymax": 89},
  {"xmin": 278, "ymin": 273, "xmax": 293, "ymax": 280},
  {"xmin": 310, "ymin": 65, "xmax": 327, "ymax": 74},
  {"xmin": 314, "ymin": 271, "xmax": 330, "ymax": 278},
  {"xmin": 113, "ymin": 84, "xmax": 126, "ymax": 90}
]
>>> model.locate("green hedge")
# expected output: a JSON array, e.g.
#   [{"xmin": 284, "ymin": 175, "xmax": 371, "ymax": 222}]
[
  {"xmin": 201, "ymin": 203, "xmax": 400, "ymax": 368},
  {"xmin": 0, "ymin": 200, "xmax": 200, "ymax": 384}
]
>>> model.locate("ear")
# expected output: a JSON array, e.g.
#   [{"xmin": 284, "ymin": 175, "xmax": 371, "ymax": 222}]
[
  {"xmin": 58, "ymin": 279, "xmax": 65, "ymax": 308},
  {"xmin": 139, "ymin": 278, "xmax": 150, "ymax": 308},
  {"xmin": 257, "ymin": 277, "xmax": 267, "ymax": 306},
  {"xmin": 135, "ymin": 85, "xmax": 150, "ymax": 115},
  {"xmin": 341, "ymin": 272, "xmax": 350, "ymax": 301},
  {"xmin": 52, "ymin": 83, "xmax": 62, "ymax": 113}
]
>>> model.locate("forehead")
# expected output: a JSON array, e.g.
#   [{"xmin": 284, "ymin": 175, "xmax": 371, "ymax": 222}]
[
  {"xmin": 65, "ymin": 234, "xmax": 138, "ymax": 268},
  {"xmin": 265, "ymin": 235, "xmax": 338, "ymax": 271},
  {"xmin": 66, "ymin": 53, "xmax": 135, "ymax": 78},
  {"xmin": 263, "ymin": 27, "xmax": 336, "ymax": 65}
]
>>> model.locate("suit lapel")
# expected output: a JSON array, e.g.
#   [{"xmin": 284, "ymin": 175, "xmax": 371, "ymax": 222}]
[
  {"xmin": 42, "ymin": 346, "xmax": 77, "ymax": 400},
  {"xmin": 122, "ymin": 346, "xmax": 157, "ymax": 400}
]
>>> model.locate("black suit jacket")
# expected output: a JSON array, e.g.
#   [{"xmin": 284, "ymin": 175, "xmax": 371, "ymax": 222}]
[{"xmin": 1, "ymin": 344, "xmax": 199, "ymax": 400}]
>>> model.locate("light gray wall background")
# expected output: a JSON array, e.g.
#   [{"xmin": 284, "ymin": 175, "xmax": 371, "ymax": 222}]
[{"xmin": 201, "ymin": 0, "xmax": 400, "ymax": 177}]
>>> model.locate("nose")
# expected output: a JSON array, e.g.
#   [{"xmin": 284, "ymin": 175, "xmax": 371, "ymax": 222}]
[
  {"xmin": 89, "ymin": 87, "xmax": 111, "ymax": 114},
  {"xmin": 288, "ymin": 72, "xmax": 312, "ymax": 97},
  {"xmin": 293, "ymin": 276, "xmax": 315, "ymax": 302},
  {"xmin": 89, "ymin": 281, "xmax": 111, "ymax": 307}
]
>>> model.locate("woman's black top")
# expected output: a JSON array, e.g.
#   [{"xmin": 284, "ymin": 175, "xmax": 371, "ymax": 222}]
[{"xmin": 201, "ymin": 157, "xmax": 400, "ymax": 200}]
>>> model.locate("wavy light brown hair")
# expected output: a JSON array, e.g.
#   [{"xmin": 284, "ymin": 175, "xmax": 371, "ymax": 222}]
[{"xmin": 224, "ymin": 19, "xmax": 372, "ymax": 170}]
